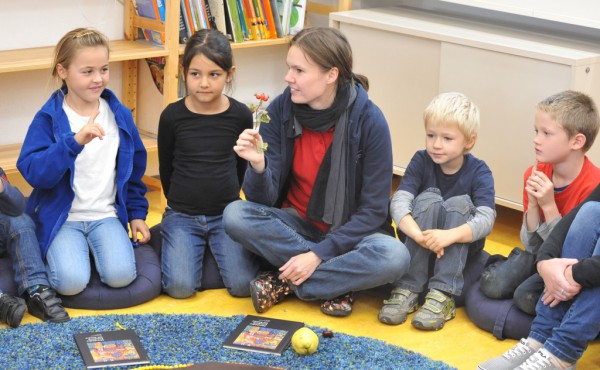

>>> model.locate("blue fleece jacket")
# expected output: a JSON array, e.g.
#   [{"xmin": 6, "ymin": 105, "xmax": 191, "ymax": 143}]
[
  {"xmin": 242, "ymin": 84, "xmax": 395, "ymax": 261},
  {"xmin": 17, "ymin": 88, "xmax": 148, "ymax": 258}
]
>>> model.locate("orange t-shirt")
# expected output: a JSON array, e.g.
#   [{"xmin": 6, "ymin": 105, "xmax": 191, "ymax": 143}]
[{"xmin": 522, "ymin": 156, "xmax": 600, "ymax": 221}]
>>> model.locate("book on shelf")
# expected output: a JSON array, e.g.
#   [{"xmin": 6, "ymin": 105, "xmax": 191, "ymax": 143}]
[
  {"xmin": 133, "ymin": 0, "xmax": 165, "ymax": 45},
  {"xmin": 224, "ymin": 0, "xmax": 245, "ymax": 42},
  {"xmin": 288, "ymin": 0, "xmax": 306, "ymax": 35},
  {"xmin": 276, "ymin": 0, "xmax": 292, "ymax": 36},
  {"xmin": 179, "ymin": 2, "xmax": 191, "ymax": 43},
  {"xmin": 261, "ymin": 0, "xmax": 279, "ymax": 38},
  {"xmin": 235, "ymin": 0, "xmax": 251, "ymax": 40},
  {"xmin": 269, "ymin": 0, "xmax": 284, "ymax": 37},
  {"xmin": 182, "ymin": 0, "xmax": 196, "ymax": 36},
  {"xmin": 74, "ymin": 329, "xmax": 150, "ymax": 369},
  {"xmin": 208, "ymin": 0, "xmax": 227, "ymax": 33},
  {"xmin": 222, "ymin": 315, "xmax": 304, "ymax": 355},
  {"xmin": 204, "ymin": 0, "xmax": 218, "ymax": 30},
  {"xmin": 241, "ymin": 0, "xmax": 262, "ymax": 40}
]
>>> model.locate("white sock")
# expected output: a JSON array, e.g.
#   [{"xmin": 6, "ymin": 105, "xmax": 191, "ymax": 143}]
[{"xmin": 525, "ymin": 337, "xmax": 543, "ymax": 351}]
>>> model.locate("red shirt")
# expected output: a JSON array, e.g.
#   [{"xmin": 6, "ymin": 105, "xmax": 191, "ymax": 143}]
[
  {"xmin": 523, "ymin": 156, "xmax": 600, "ymax": 221},
  {"xmin": 282, "ymin": 127, "xmax": 334, "ymax": 232}
]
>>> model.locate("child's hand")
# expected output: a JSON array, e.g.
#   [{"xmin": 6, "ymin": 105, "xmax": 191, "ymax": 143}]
[
  {"xmin": 74, "ymin": 110, "xmax": 104, "ymax": 145},
  {"xmin": 423, "ymin": 229, "xmax": 456, "ymax": 258},
  {"xmin": 525, "ymin": 169, "xmax": 554, "ymax": 209},
  {"xmin": 233, "ymin": 129, "xmax": 265, "ymax": 172},
  {"xmin": 130, "ymin": 219, "xmax": 150, "ymax": 244}
]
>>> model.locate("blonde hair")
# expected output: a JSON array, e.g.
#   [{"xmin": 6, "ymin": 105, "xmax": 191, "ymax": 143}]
[
  {"xmin": 52, "ymin": 28, "xmax": 110, "ymax": 88},
  {"xmin": 424, "ymin": 92, "xmax": 480, "ymax": 140},
  {"xmin": 537, "ymin": 90, "xmax": 599, "ymax": 152}
]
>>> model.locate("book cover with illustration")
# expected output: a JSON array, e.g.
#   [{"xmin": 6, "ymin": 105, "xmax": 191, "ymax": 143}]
[
  {"xmin": 223, "ymin": 315, "xmax": 304, "ymax": 355},
  {"xmin": 288, "ymin": 0, "xmax": 306, "ymax": 35},
  {"xmin": 74, "ymin": 329, "xmax": 150, "ymax": 369}
]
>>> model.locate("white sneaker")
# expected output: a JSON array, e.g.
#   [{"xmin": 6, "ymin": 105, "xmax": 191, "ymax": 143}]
[
  {"xmin": 515, "ymin": 348, "xmax": 576, "ymax": 370},
  {"xmin": 478, "ymin": 338, "xmax": 535, "ymax": 370}
]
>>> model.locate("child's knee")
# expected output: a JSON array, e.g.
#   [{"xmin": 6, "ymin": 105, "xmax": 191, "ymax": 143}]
[
  {"xmin": 50, "ymin": 269, "xmax": 90, "ymax": 296},
  {"xmin": 100, "ymin": 267, "xmax": 136, "ymax": 289},
  {"xmin": 8, "ymin": 214, "xmax": 35, "ymax": 233}
]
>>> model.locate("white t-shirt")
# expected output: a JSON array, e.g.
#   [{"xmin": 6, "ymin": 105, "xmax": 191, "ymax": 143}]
[{"xmin": 63, "ymin": 98, "xmax": 119, "ymax": 221}]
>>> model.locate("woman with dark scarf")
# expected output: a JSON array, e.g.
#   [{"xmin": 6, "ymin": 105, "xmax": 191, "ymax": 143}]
[{"xmin": 223, "ymin": 27, "xmax": 409, "ymax": 316}]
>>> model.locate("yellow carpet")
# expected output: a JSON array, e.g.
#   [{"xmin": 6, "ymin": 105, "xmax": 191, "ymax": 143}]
[{"xmin": 17, "ymin": 192, "xmax": 600, "ymax": 369}]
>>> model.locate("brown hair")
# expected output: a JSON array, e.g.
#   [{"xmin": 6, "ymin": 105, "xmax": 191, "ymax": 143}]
[
  {"xmin": 538, "ymin": 90, "xmax": 600, "ymax": 152},
  {"xmin": 290, "ymin": 27, "xmax": 368, "ymax": 91},
  {"xmin": 52, "ymin": 28, "xmax": 110, "ymax": 88}
]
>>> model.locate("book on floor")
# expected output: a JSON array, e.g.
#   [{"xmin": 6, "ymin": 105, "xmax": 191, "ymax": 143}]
[
  {"xmin": 74, "ymin": 329, "xmax": 150, "ymax": 369},
  {"xmin": 223, "ymin": 315, "xmax": 304, "ymax": 355}
]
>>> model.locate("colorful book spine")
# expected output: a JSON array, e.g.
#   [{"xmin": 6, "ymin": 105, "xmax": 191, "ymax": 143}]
[
  {"xmin": 261, "ymin": 0, "xmax": 278, "ymax": 38},
  {"xmin": 225, "ymin": 0, "xmax": 244, "ymax": 42},
  {"xmin": 242, "ymin": 0, "xmax": 261, "ymax": 40},
  {"xmin": 195, "ymin": 0, "xmax": 208, "ymax": 29},
  {"xmin": 179, "ymin": 2, "xmax": 191, "ymax": 43},
  {"xmin": 269, "ymin": 0, "xmax": 284, "ymax": 38},
  {"xmin": 235, "ymin": 0, "xmax": 250, "ymax": 40},
  {"xmin": 183, "ymin": 0, "xmax": 196, "ymax": 35},
  {"xmin": 252, "ymin": 0, "xmax": 269, "ymax": 40}
]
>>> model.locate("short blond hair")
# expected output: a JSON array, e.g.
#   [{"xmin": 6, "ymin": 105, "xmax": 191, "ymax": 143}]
[
  {"xmin": 537, "ymin": 90, "xmax": 599, "ymax": 152},
  {"xmin": 424, "ymin": 92, "xmax": 480, "ymax": 140}
]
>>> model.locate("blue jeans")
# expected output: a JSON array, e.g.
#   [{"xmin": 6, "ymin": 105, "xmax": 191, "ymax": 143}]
[
  {"xmin": 223, "ymin": 200, "xmax": 410, "ymax": 301},
  {"xmin": 160, "ymin": 208, "xmax": 260, "ymax": 298},
  {"xmin": 45, "ymin": 217, "xmax": 136, "ymax": 296},
  {"xmin": 0, "ymin": 213, "xmax": 48, "ymax": 295},
  {"xmin": 529, "ymin": 201, "xmax": 600, "ymax": 363},
  {"xmin": 395, "ymin": 189, "xmax": 475, "ymax": 296}
]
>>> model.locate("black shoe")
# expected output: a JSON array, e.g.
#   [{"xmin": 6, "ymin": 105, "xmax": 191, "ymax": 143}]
[
  {"xmin": 25, "ymin": 285, "xmax": 70, "ymax": 323},
  {"xmin": 0, "ymin": 294, "xmax": 26, "ymax": 328}
]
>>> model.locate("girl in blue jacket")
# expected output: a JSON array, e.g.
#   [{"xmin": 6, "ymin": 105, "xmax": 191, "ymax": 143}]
[
  {"xmin": 17, "ymin": 28, "xmax": 150, "ymax": 296},
  {"xmin": 223, "ymin": 27, "xmax": 410, "ymax": 316}
]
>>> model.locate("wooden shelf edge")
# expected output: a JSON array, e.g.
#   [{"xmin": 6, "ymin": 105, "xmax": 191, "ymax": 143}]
[
  {"xmin": 177, "ymin": 37, "xmax": 290, "ymax": 55},
  {"xmin": 0, "ymin": 134, "xmax": 157, "ymax": 176},
  {"xmin": 0, "ymin": 40, "xmax": 168, "ymax": 74}
]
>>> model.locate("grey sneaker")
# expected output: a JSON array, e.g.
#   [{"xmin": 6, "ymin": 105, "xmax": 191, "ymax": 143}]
[
  {"xmin": 411, "ymin": 289, "xmax": 455, "ymax": 330},
  {"xmin": 478, "ymin": 338, "xmax": 535, "ymax": 370},
  {"xmin": 515, "ymin": 348, "xmax": 575, "ymax": 370},
  {"xmin": 378, "ymin": 288, "xmax": 418, "ymax": 325}
]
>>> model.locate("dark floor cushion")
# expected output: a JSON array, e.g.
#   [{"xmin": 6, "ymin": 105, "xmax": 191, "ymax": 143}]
[
  {"xmin": 455, "ymin": 249, "xmax": 490, "ymax": 307},
  {"xmin": 60, "ymin": 245, "xmax": 162, "ymax": 310},
  {"xmin": 148, "ymin": 223, "xmax": 225, "ymax": 290},
  {"xmin": 465, "ymin": 279, "xmax": 534, "ymax": 340},
  {"xmin": 0, "ymin": 257, "xmax": 18, "ymax": 296}
]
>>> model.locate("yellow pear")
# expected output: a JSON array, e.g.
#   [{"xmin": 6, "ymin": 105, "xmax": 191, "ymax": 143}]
[{"xmin": 291, "ymin": 327, "xmax": 319, "ymax": 355}]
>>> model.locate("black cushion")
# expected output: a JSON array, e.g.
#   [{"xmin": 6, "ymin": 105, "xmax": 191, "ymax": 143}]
[
  {"xmin": 465, "ymin": 279, "xmax": 534, "ymax": 339},
  {"xmin": 455, "ymin": 249, "xmax": 490, "ymax": 307},
  {"xmin": 60, "ymin": 245, "xmax": 162, "ymax": 309}
]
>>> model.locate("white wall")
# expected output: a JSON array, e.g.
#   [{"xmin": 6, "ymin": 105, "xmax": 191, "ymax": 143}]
[{"xmin": 440, "ymin": 0, "xmax": 600, "ymax": 29}]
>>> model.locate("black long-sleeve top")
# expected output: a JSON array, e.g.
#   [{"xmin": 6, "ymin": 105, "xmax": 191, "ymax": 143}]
[
  {"xmin": 537, "ymin": 183, "xmax": 600, "ymax": 287},
  {"xmin": 158, "ymin": 97, "xmax": 252, "ymax": 216}
]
